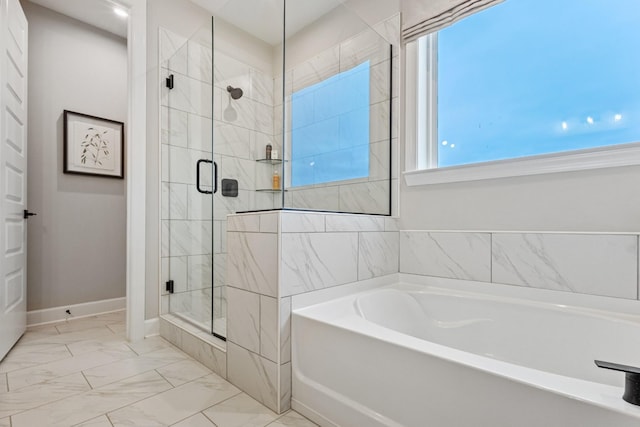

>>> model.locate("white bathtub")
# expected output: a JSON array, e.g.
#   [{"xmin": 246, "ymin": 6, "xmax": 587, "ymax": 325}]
[{"xmin": 291, "ymin": 275, "xmax": 640, "ymax": 427}]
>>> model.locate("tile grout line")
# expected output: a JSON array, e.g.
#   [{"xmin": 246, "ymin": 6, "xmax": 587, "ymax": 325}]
[
  {"xmin": 153, "ymin": 368, "xmax": 174, "ymax": 388},
  {"xmin": 80, "ymin": 345, "xmax": 210, "ymax": 389},
  {"xmin": 73, "ymin": 376, "xmax": 176, "ymax": 426},
  {"xmin": 64, "ymin": 343, "xmax": 74, "ymax": 359},
  {"xmin": 198, "ymin": 409, "xmax": 220, "ymax": 427},
  {"xmin": 105, "ymin": 412, "xmax": 115, "ymax": 427},
  {"xmin": 2, "ymin": 372, "xmax": 95, "ymax": 420},
  {"xmin": 101, "ymin": 361, "xmax": 241, "ymax": 421},
  {"xmin": 80, "ymin": 370, "xmax": 94, "ymax": 390},
  {"xmin": 5, "ymin": 345, "xmax": 164, "ymax": 419},
  {"xmin": 197, "ymin": 390, "xmax": 250, "ymax": 425},
  {"xmin": 490, "ymin": 232, "xmax": 493, "ymax": 283}
]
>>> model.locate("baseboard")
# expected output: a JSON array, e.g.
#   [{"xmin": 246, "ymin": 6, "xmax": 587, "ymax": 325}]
[
  {"xmin": 27, "ymin": 297, "xmax": 126, "ymax": 326},
  {"xmin": 144, "ymin": 317, "xmax": 160, "ymax": 337}
]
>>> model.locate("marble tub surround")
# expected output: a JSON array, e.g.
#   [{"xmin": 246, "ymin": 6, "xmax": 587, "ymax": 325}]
[
  {"xmin": 281, "ymin": 232, "xmax": 359, "ymax": 296},
  {"xmin": 399, "ymin": 231, "xmax": 491, "ymax": 282},
  {"xmin": 400, "ymin": 231, "xmax": 640, "ymax": 300},
  {"xmin": 0, "ymin": 312, "xmax": 316, "ymax": 427},
  {"xmin": 226, "ymin": 211, "xmax": 399, "ymax": 413},
  {"xmin": 492, "ymin": 233, "xmax": 638, "ymax": 299}
]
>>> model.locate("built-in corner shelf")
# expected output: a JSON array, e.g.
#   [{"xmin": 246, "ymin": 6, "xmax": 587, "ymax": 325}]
[
  {"xmin": 256, "ymin": 158, "xmax": 283, "ymax": 165},
  {"xmin": 256, "ymin": 159, "xmax": 285, "ymax": 193},
  {"xmin": 255, "ymin": 188, "xmax": 286, "ymax": 193}
]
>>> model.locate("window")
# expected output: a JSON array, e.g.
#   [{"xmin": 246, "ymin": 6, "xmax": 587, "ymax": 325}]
[
  {"xmin": 291, "ymin": 61, "xmax": 370, "ymax": 187},
  {"xmin": 408, "ymin": 0, "xmax": 640, "ymax": 183}
]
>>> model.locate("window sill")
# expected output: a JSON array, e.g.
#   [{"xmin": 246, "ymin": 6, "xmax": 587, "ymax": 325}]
[{"xmin": 403, "ymin": 142, "xmax": 640, "ymax": 186}]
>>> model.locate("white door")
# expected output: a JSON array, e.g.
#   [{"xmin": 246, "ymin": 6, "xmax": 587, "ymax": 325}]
[{"xmin": 0, "ymin": 0, "xmax": 28, "ymax": 360}]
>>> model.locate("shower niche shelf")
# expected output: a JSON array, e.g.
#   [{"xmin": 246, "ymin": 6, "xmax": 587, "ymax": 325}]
[
  {"xmin": 256, "ymin": 159, "xmax": 283, "ymax": 165},
  {"xmin": 256, "ymin": 158, "xmax": 285, "ymax": 193}
]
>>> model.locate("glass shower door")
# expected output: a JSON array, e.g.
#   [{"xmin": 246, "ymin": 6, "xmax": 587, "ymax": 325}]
[{"xmin": 161, "ymin": 21, "xmax": 222, "ymax": 338}]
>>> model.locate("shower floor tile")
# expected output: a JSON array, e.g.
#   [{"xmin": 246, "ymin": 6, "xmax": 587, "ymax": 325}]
[{"xmin": 0, "ymin": 311, "xmax": 317, "ymax": 427}]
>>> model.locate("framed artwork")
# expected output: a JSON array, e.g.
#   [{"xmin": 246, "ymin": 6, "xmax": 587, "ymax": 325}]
[{"xmin": 63, "ymin": 110, "xmax": 125, "ymax": 178}]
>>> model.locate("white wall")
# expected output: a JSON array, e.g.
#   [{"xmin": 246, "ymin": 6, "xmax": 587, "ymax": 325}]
[{"xmin": 23, "ymin": 1, "xmax": 128, "ymax": 311}]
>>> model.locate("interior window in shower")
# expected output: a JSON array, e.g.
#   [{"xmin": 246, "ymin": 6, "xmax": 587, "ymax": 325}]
[{"xmin": 290, "ymin": 60, "xmax": 370, "ymax": 187}]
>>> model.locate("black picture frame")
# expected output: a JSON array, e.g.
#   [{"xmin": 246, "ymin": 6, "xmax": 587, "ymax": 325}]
[{"xmin": 63, "ymin": 110, "xmax": 125, "ymax": 179}]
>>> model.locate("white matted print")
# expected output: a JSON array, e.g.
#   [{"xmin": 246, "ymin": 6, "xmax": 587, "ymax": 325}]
[{"xmin": 63, "ymin": 110, "xmax": 124, "ymax": 178}]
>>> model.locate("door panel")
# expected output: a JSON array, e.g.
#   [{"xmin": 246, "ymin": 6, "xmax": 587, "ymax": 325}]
[{"xmin": 0, "ymin": 0, "xmax": 28, "ymax": 360}]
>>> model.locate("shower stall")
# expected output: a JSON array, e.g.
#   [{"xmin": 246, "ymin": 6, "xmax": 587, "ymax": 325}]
[{"xmin": 160, "ymin": 0, "xmax": 395, "ymax": 340}]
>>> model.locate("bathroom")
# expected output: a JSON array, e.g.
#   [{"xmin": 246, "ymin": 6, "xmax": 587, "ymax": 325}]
[
  {"xmin": 1, "ymin": 0, "xmax": 639, "ymax": 425},
  {"xmin": 155, "ymin": 1, "xmax": 638, "ymax": 425}
]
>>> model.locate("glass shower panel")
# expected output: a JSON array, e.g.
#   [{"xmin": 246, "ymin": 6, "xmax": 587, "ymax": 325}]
[
  {"xmin": 283, "ymin": 0, "xmax": 393, "ymax": 215},
  {"xmin": 162, "ymin": 21, "xmax": 219, "ymax": 336},
  {"xmin": 210, "ymin": 1, "xmax": 285, "ymax": 338}
]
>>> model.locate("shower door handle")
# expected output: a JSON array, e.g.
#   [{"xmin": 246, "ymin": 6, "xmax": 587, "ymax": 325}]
[{"xmin": 196, "ymin": 159, "xmax": 217, "ymax": 194}]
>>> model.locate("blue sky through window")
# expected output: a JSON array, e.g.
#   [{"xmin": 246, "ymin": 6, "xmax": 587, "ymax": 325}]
[
  {"xmin": 291, "ymin": 61, "xmax": 370, "ymax": 187},
  {"xmin": 437, "ymin": 0, "xmax": 640, "ymax": 167}
]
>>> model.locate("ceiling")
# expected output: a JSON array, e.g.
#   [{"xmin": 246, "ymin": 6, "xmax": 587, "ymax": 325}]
[
  {"xmin": 29, "ymin": 0, "xmax": 131, "ymax": 38},
  {"xmin": 191, "ymin": 0, "xmax": 344, "ymax": 45},
  {"xmin": 28, "ymin": 0, "xmax": 344, "ymax": 45}
]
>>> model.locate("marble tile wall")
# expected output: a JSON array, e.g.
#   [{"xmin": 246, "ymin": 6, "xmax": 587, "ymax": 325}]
[
  {"xmin": 282, "ymin": 14, "xmax": 400, "ymax": 216},
  {"xmin": 400, "ymin": 231, "xmax": 640, "ymax": 300},
  {"xmin": 213, "ymin": 49, "xmax": 280, "ymax": 209},
  {"xmin": 227, "ymin": 223, "xmax": 639, "ymax": 416},
  {"xmin": 226, "ymin": 213, "xmax": 282, "ymax": 413},
  {"xmin": 399, "ymin": 232, "xmax": 492, "ymax": 282},
  {"xmin": 226, "ymin": 211, "xmax": 399, "ymax": 414},
  {"xmin": 159, "ymin": 317, "xmax": 226, "ymax": 379}
]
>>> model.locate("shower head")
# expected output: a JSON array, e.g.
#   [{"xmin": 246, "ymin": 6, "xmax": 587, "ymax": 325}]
[{"xmin": 227, "ymin": 85, "xmax": 244, "ymax": 100}]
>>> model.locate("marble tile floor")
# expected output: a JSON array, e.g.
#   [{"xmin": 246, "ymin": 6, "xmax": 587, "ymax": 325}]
[{"xmin": 0, "ymin": 311, "xmax": 317, "ymax": 427}]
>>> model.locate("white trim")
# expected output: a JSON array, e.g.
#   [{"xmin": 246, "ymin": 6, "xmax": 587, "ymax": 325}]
[
  {"xmin": 404, "ymin": 143, "xmax": 640, "ymax": 186},
  {"xmin": 27, "ymin": 298, "xmax": 125, "ymax": 326},
  {"xmin": 418, "ymin": 34, "xmax": 437, "ymax": 170},
  {"xmin": 144, "ymin": 317, "xmax": 159, "ymax": 337},
  {"xmin": 403, "ymin": 40, "xmax": 418, "ymax": 171},
  {"xmin": 126, "ymin": 0, "xmax": 147, "ymax": 343}
]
